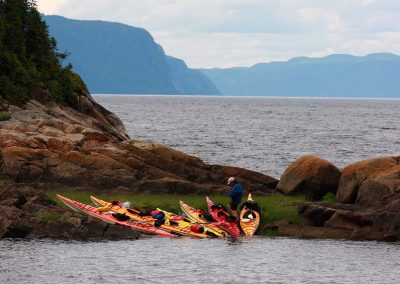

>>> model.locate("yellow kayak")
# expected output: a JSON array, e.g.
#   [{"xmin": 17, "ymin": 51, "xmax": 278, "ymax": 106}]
[
  {"xmin": 239, "ymin": 193, "xmax": 261, "ymax": 236},
  {"xmin": 90, "ymin": 196, "xmax": 210, "ymax": 238},
  {"xmin": 179, "ymin": 201, "xmax": 228, "ymax": 237},
  {"xmin": 157, "ymin": 208, "xmax": 225, "ymax": 238}
]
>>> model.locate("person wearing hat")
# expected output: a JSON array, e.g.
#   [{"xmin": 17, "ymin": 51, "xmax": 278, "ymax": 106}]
[{"xmin": 226, "ymin": 177, "xmax": 244, "ymax": 218}]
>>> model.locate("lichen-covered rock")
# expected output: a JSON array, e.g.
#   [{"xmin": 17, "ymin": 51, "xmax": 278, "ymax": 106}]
[{"xmin": 277, "ymin": 155, "xmax": 341, "ymax": 200}]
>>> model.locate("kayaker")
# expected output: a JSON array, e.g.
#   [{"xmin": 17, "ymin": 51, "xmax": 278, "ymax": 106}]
[{"xmin": 226, "ymin": 177, "xmax": 244, "ymax": 218}]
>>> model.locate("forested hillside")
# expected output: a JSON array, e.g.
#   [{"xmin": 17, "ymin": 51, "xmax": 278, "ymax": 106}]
[{"xmin": 0, "ymin": 0, "xmax": 82, "ymax": 106}]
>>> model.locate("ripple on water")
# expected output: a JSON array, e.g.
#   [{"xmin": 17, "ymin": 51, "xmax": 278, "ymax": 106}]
[
  {"xmin": 1, "ymin": 238, "xmax": 400, "ymax": 283},
  {"xmin": 94, "ymin": 95, "xmax": 400, "ymax": 178}
]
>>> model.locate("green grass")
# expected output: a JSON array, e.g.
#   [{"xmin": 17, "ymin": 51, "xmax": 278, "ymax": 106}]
[
  {"xmin": 0, "ymin": 177, "xmax": 14, "ymax": 185},
  {"xmin": 0, "ymin": 112, "xmax": 11, "ymax": 121},
  {"xmin": 48, "ymin": 191, "xmax": 305, "ymax": 235},
  {"xmin": 37, "ymin": 210, "xmax": 63, "ymax": 222},
  {"xmin": 322, "ymin": 192, "xmax": 336, "ymax": 203}
]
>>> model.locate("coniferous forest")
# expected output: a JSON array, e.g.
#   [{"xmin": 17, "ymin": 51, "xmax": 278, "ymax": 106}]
[{"xmin": 0, "ymin": 0, "xmax": 81, "ymax": 106}]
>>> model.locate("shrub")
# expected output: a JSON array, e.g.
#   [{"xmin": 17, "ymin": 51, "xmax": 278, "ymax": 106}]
[
  {"xmin": 322, "ymin": 192, "xmax": 336, "ymax": 203},
  {"xmin": 0, "ymin": 111, "xmax": 11, "ymax": 121}
]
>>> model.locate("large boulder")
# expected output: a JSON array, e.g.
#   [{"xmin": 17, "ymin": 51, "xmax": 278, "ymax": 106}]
[
  {"xmin": 277, "ymin": 155, "xmax": 341, "ymax": 200},
  {"xmin": 336, "ymin": 156, "xmax": 399, "ymax": 204},
  {"xmin": 355, "ymin": 165, "xmax": 400, "ymax": 207}
]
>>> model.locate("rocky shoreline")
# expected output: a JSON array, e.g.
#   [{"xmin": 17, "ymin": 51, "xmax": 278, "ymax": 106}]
[
  {"xmin": 0, "ymin": 184, "xmax": 140, "ymax": 239},
  {"xmin": 0, "ymin": 88, "xmax": 277, "ymax": 239},
  {"xmin": 272, "ymin": 155, "xmax": 400, "ymax": 242},
  {"xmin": 1, "ymin": 89, "xmax": 399, "ymax": 241}
]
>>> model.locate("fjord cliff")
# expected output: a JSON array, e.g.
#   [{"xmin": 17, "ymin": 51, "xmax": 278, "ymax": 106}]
[{"xmin": 44, "ymin": 15, "xmax": 221, "ymax": 95}]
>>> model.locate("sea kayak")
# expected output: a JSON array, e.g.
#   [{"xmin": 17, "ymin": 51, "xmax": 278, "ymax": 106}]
[
  {"xmin": 205, "ymin": 196, "xmax": 242, "ymax": 237},
  {"xmin": 90, "ymin": 196, "xmax": 210, "ymax": 238},
  {"xmin": 157, "ymin": 208, "xmax": 225, "ymax": 238},
  {"xmin": 56, "ymin": 195, "xmax": 174, "ymax": 237},
  {"xmin": 239, "ymin": 193, "xmax": 261, "ymax": 236},
  {"xmin": 179, "ymin": 201, "xmax": 228, "ymax": 237}
]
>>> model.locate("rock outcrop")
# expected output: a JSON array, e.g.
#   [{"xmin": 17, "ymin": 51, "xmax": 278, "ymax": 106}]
[
  {"xmin": 277, "ymin": 155, "xmax": 341, "ymax": 200},
  {"xmin": 0, "ymin": 82, "xmax": 278, "ymax": 240},
  {"xmin": 0, "ymin": 90, "xmax": 277, "ymax": 195},
  {"xmin": 270, "ymin": 156, "xmax": 400, "ymax": 242},
  {"xmin": 0, "ymin": 184, "xmax": 140, "ymax": 239},
  {"xmin": 336, "ymin": 156, "xmax": 399, "ymax": 204}
]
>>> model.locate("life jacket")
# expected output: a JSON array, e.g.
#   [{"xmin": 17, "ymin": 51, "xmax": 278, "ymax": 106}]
[
  {"xmin": 190, "ymin": 224, "xmax": 204, "ymax": 234},
  {"xmin": 151, "ymin": 210, "xmax": 165, "ymax": 220},
  {"xmin": 111, "ymin": 200, "xmax": 123, "ymax": 206}
]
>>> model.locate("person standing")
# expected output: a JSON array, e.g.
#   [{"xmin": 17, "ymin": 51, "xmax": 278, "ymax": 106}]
[{"xmin": 226, "ymin": 177, "xmax": 243, "ymax": 218}]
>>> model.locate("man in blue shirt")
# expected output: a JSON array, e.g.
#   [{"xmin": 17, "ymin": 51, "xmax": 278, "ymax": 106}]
[{"xmin": 227, "ymin": 177, "xmax": 244, "ymax": 218}]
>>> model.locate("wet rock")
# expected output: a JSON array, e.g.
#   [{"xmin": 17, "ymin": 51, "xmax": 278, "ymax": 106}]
[
  {"xmin": 265, "ymin": 220, "xmax": 353, "ymax": 240},
  {"xmin": 277, "ymin": 155, "xmax": 341, "ymax": 200}
]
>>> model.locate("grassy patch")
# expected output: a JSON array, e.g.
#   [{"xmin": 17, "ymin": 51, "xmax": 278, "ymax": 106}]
[
  {"xmin": 322, "ymin": 192, "xmax": 336, "ymax": 203},
  {"xmin": 0, "ymin": 112, "xmax": 11, "ymax": 121},
  {"xmin": 48, "ymin": 191, "xmax": 305, "ymax": 235},
  {"xmin": 0, "ymin": 177, "xmax": 14, "ymax": 185},
  {"xmin": 37, "ymin": 210, "xmax": 63, "ymax": 222}
]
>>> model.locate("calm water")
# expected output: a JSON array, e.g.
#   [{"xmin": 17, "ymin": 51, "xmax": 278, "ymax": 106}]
[
  {"xmin": 1, "ymin": 237, "xmax": 400, "ymax": 284},
  {"xmin": 2, "ymin": 95, "xmax": 400, "ymax": 283},
  {"xmin": 95, "ymin": 95, "xmax": 400, "ymax": 178}
]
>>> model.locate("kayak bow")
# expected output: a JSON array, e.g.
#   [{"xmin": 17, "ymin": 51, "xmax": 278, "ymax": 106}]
[{"xmin": 239, "ymin": 193, "xmax": 261, "ymax": 236}]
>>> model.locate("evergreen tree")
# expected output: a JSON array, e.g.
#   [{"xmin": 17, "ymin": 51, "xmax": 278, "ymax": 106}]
[{"xmin": 0, "ymin": 0, "xmax": 79, "ymax": 106}]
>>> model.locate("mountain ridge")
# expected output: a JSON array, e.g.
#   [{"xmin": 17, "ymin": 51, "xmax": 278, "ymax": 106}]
[
  {"xmin": 201, "ymin": 53, "xmax": 400, "ymax": 97},
  {"xmin": 44, "ymin": 15, "xmax": 221, "ymax": 95}
]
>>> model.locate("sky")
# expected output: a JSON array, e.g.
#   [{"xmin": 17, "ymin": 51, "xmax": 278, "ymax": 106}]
[{"xmin": 37, "ymin": 0, "xmax": 400, "ymax": 68}]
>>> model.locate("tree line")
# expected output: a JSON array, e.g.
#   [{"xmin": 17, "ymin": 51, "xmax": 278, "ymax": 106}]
[{"xmin": 0, "ymin": 0, "xmax": 81, "ymax": 106}]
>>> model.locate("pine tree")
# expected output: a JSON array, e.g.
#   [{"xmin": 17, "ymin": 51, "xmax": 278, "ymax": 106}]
[{"xmin": 0, "ymin": 0, "xmax": 78, "ymax": 106}]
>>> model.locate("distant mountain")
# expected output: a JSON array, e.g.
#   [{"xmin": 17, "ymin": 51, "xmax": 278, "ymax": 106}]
[
  {"xmin": 201, "ymin": 53, "xmax": 400, "ymax": 97},
  {"xmin": 44, "ymin": 15, "xmax": 220, "ymax": 95}
]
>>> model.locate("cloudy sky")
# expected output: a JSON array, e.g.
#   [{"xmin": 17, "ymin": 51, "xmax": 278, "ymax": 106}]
[{"xmin": 37, "ymin": 0, "xmax": 400, "ymax": 68}]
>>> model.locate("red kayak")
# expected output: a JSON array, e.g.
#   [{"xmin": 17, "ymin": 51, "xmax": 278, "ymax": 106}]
[
  {"xmin": 206, "ymin": 196, "xmax": 242, "ymax": 237},
  {"xmin": 57, "ymin": 195, "xmax": 174, "ymax": 237}
]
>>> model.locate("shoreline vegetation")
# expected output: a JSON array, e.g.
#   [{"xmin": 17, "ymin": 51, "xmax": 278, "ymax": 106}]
[{"xmin": 47, "ymin": 191, "xmax": 306, "ymax": 235}]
